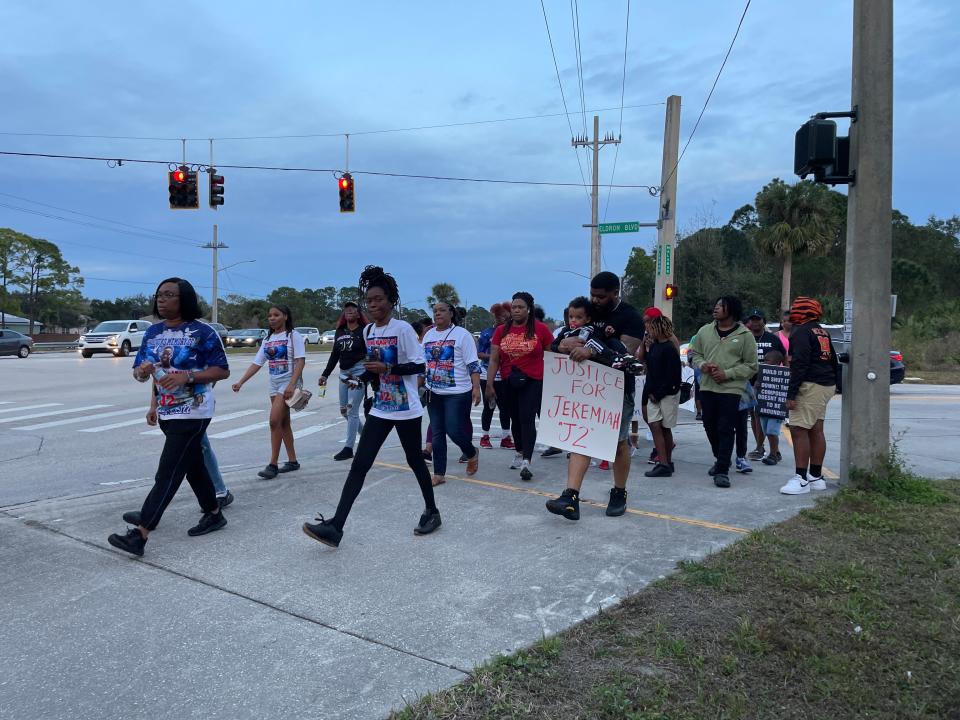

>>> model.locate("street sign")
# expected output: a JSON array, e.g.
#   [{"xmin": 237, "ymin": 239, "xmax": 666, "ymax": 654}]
[
  {"xmin": 665, "ymin": 246, "xmax": 672, "ymax": 275},
  {"xmin": 598, "ymin": 221, "xmax": 640, "ymax": 234}
]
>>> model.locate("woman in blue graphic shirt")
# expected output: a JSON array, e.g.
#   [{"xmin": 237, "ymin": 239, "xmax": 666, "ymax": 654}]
[{"xmin": 107, "ymin": 277, "xmax": 230, "ymax": 557}]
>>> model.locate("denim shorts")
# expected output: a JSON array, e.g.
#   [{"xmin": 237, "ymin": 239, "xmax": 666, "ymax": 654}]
[
  {"xmin": 760, "ymin": 415, "xmax": 783, "ymax": 437},
  {"xmin": 619, "ymin": 393, "xmax": 635, "ymax": 442},
  {"xmin": 269, "ymin": 375, "xmax": 301, "ymax": 397}
]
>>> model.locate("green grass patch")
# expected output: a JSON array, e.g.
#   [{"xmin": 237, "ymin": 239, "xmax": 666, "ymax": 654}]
[{"xmin": 393, "ymin": 471, "xmax": 960, "ymax": 720}]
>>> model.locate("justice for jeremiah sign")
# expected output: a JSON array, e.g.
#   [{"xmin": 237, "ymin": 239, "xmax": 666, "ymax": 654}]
[{"xmin": 538, "ymin": 351, "xmax": 625, "ymax": 462}]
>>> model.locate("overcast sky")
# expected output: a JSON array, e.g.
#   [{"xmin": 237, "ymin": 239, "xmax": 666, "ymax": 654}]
[{"xmin": 0, "ymin": 1, "xmax": 956, "ymax": 319}]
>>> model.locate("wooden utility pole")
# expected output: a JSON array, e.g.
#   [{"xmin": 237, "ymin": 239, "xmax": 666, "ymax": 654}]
[
  {"xmin": 573, "ymin": 115, "xmax": 620, "ymax": 278},
  {"xmin": 654, "ymin": 96, "xmax": 681, "ymax": 313}
]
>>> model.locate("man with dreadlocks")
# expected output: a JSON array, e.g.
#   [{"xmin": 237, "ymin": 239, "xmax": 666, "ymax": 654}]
[
  {"xmin": 780, "ymin": 296, "xmax": 839, "ymax": 495},
  {"xmin": 302, "ymin": 266, "xmax": 442, "ymax": 547}
]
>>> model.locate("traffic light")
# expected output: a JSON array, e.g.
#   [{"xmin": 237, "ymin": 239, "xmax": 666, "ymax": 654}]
[
  {"xmin": 168, "ymin": 165, "xmax": 199, "ymax": 209},
  {"xmin": 338, "ymin": 173, "xmax": 355, "ymax": 213},
  {"xmin": 664, "ymin": 284, "xmax": 677, "ymax": 301},
  {"xmin": 209, "ymin": 168, "xmax": 225, "ymax": 208}
]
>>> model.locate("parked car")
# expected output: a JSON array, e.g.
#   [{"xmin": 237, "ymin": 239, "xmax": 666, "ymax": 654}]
[
  {"xmin": 205, "ymin": 322, "xmax": 229, "ymax": 344},
  {"xmin": 0, "ymin": 329, "xmax": 32, "ymax": 358},
  {"xmin": 320, "ymin": 330, "xmax": 337, "ymax": 344},
  {"xmin": 78, "ymin": 320, "xmax": 151, "ymax": 358},
  {"xmin": 295, "ymin": 326, "xmax": 321, "ymax": 344},
  {"xmin": 225, "ymin": 328, "xmax": 267, "ymax": 348}
]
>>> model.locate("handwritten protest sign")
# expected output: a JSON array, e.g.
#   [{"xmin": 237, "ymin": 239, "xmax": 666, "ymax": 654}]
[
  {"xmin": 539, "ymin": 351, "xmax": 625, "ymax": 462},
  {"xmin": 757, "ymin": 363, "xmax": 790, "ymax": 419}
]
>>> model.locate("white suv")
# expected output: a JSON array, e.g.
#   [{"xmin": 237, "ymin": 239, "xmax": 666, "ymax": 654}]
[
  {"xmin": 79, "ymin": 320, "xmax": 152, "ymax": 358},
  {"xmin": 295, "ymin": 327, "xmax": 321, "ymax": 344}
]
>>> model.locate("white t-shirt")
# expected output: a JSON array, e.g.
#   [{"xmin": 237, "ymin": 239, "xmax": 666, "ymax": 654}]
[
  {"xmin": 365, "ymin": 318, "xmax": 425, "ymax": 421},
  {"xmin": 422, "ymin": 325, "xmax": 480, "ymax": 395},
  {"xmin": 254, "ymin": 330, "xmax": 306, "ymax": 379}
]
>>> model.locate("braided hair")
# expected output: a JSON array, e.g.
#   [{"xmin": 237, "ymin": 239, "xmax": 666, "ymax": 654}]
[
  {"xmin": 358, "ymin": 265, "xmax": 400, "ymax": 307},
  {"xmin": 648, "ymin": 314, "xmax": 674, "ymax": 341}
]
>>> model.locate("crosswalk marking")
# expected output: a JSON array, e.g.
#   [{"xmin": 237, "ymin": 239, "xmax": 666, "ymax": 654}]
[
  {"xmin": 0, "ymin": 404, "xmax": 111, "ymax": 425},
  {"xmin": 0, "ymin": 403, "xmax": 63, "ymax": 415},
  {"xmin": 293, "ymin": 420, "xmax": 345, "ymax": 440},
  {"xmin": 207, "ymin": 411, "xmax": 317, "ymax": 439},
  {"xmin": 15, "ymin": 407, "xmax": 146, "ymax": 431},
  {"xmin": 95, "ymin": 408, "xmax": 262, "ymax": 434}
]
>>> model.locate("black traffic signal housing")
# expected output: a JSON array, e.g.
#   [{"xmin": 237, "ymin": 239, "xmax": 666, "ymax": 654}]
[
  {"xmin": 339, "ymin": 173, "xmax": 355, "ymax": 213},
  {"xmin": 664, "ymin": 283, "xmax": 677, "ymax": 301},
  {"xmin": 168, "ymin": 165, "xmax": 199, "ymax": 209},
  {"xmin": 209, "ymin": 168, "xmax": 225, "ymax": 208},
  {"xmin": 794, "ymin": 116, "xmax": 854, "ymax": 186}
]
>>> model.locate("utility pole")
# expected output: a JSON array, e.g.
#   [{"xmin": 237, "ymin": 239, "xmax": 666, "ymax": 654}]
[
  {"xmin": 840, "ymin": 0, "xmax": 893, "ymax": 482},
  {"xmin": 654, "ymin": 95, "xmax": 681, "ymax": 313},
  {"xmin": 204, "ymin": 225, "xmax": 227, "ymax": 324},
  {"xmin": 573, "ymin": 115, "xmax": 620, "ymax": 278}
]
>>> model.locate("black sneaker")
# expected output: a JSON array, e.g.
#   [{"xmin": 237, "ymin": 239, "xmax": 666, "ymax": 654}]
[
  {"xmin": 647, "ymin": 449, "xmax": 659, "ymax": 464},
  {"xmin": 669, "ymin": 462, "xmax": 676, "ymax": 473},
  {"xmin": 188, "ymin": 511, "xmax": 227, "ymax": 536},
  {"xmin": 278, "ymin": 461, "xmax": 300, "ymax": 473},
  {"xmin": 762, "ymin": 452, "xmax": 782, "ymax": 466},
  {"xmin": 333, "ymin": 447, "xmax": 354, "ymax": 461},
  {"xmin": 519, "ymin": 462, "xmax": 533, "ymax": 481},
  {"xmin": 605, "ymin": 487, "xmax": 627, "ymax": 517},
  {"xmin": 695, "ymin": 411, "xmax": 703, "ymax": 422},
  {"xmin": 541, "ymin": 447, "xmax": 563, "ymax": 458},
  {"xmin": 302, "ymin": 514, "xmax": 342, "ymax": 548},
  {"xmin": 108, "ymin": 528, "xmax": 146, "ymax": 556},
  {"xmin": 258, "ymin": 464, "xmax": 279, "ymax": 479},
  {"xmin": 422, "ymin": 450, "xmax": 432, "ymax": 464},
  {"xmin": 122, "ymin": 510, "xmax": 142, "ymax": 526},
  {"xmin": 545, "ymin": 489, "xmax": 580, "ymax": 520},
  {"xmin": 414, "ymin": 509, "xmax": 442, "ymax": 535},
  {"xmin": 458, "ymin": 453, "xmax": 468, "ymax": 464},
  {"xmin": 747, "ymin": 448, "xmax": 765, "ymax": 461},
  {"xmin": 713, "ymin": 473, "xmax": 731, "ymax": 488},
  {"xmin": 217, "ymin": 491, "xmax": 234, "ymax": 509},
  {"xmin": 708, "ymin": 463, "xmax": 718, "ymax": 476},
  {"xmin": 644, "ymin": 462, "xmax": 673, "ymax": 478}
]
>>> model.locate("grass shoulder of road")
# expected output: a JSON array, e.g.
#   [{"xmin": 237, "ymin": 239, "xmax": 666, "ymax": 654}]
[
  {"xmin": 394, "ymin": 465, "xmax": 960, "ymax": 720},
  {"xmin": 905, "ymin": 370, "xmax": 960, "ymax": 385},
  {"xmin": 224, "ymin": 344, "xmax": 331, "ymax": 355}
]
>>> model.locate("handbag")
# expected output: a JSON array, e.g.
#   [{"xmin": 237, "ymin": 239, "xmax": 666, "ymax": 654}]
[
  {"xmin": 679, "ymin": 381, "xmax": 692, "ymax": 405},
  {"xmin": 285, "ymin": 387, "xmax": 312, "ymax": 411}
]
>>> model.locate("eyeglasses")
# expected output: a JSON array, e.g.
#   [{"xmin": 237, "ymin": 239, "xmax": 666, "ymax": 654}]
[{"xmin": 156, "ymin": 291, "xmax": 179, "ymax": 299}]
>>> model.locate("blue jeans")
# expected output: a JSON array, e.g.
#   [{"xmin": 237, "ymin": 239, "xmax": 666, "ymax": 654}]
[
  {"xmin": 426, "ymin": 390, "xmax": 477, "ymax": 476},
  {"xmin": 338, "ymin": 364, "xmax": 366, "ymax": 448},
  {"xmin": 200, "ymin": 433, "xmax": 228, "ymax": 496}
]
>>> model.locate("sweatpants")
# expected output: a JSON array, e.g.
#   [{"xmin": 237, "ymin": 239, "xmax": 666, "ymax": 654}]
[
  {"xmin": 332, "ymin": 414, "xmax": 437, "ymax": 531},
  {"xmin": 699, "ymin": 391, "xmax": 740, "ymax": 475},
  {"xmin": 480, "ymin": 378, "xmax": 510, "ymax": 433},
  {"xmin": 505, "ymin": 378, "xmax": 543, "ymax": 461},
  {"xmin": 427, "ymin": 390, "xmax": 477, "ymax": 476},
  {"xmin": 140, "ymin": 418, "xmax": 218, "ymax": 531}
]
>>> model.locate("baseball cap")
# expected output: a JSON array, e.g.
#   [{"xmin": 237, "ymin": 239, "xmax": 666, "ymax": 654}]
[
  {"xmin": 746, "ymin": 308, "xmax": 765, "ymax": 320},
  {"xmin": 643, "ymin": 307, "xmax": 663, "ymax": 319}
]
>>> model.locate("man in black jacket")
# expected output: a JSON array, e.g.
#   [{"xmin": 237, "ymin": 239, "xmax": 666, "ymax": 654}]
[{"xmin": 780, "ymin": 297, "xmax": 839, "ymax": 495}]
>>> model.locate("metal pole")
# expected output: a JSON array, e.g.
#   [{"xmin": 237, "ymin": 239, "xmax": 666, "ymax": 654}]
[
  {"xmin": 839, "ymin": 0, "xmax": 893, "ymax": 482},
  {"xmin": 211, "ymin": 224, "xmax": 219, "ymax": 324},
  {"xmin": 345, "ymin": 134, "xmax": 350, "ymax": 172},
  {"xmin": 654, "ymin": 95, "xmax": 681, "ymax": 313},
  {"xmin": 590, "ymin": 115, "xmax": 600, "ymax": 278}
]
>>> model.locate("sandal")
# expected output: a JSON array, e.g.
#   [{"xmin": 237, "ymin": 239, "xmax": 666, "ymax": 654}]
[
  {"xmin": 466, "ymin": 451, "xmax": 479, "ymax": 476},
  {"xmin": 432, "ymin": 474, "xmax": 446, "ymax": 486},
  {"xmin": 278, "ymin": 461, "xmax": 301, "ymax": 473},
  {"xmin": 258, "ymin": 464, "xmax": 279, "ymax": 479}
]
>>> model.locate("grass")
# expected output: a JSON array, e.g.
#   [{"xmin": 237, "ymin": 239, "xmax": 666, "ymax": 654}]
[
  {"xmin": 393, "ymin": 467, "xmax": 960, "ymax": 720},
  {"xmin": 904, "ymin": 370, "xmax": 960, "ymax": 385}
]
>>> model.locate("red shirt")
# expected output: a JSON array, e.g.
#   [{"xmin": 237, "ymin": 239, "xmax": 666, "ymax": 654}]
[{"xmin": 492, "ymin": 321, "xmax": 555, "ymax": 381}]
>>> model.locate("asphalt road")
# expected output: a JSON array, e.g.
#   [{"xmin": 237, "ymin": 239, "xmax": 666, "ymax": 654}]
[{"xmin": 1, "ymin": 352, "xmax": 957, "ymax": 719}]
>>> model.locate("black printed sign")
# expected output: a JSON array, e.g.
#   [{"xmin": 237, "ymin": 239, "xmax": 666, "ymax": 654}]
[{"xmin": 757, "ymin": 364, "xmax": 791, "ymax": 419}]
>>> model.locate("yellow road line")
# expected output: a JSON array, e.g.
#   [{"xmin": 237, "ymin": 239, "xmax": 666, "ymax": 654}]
[{"xmin": 373, "ymin": 461, "xmax": 748, "ymax": 535}]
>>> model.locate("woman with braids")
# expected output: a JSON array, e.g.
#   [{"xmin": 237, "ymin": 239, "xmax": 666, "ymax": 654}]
[
  {"xmin": 485, "ymin": 291, "xmax": 555, "ymax": 481},
  {"xmin": 302, "ymin": 266, "xmax": 441, "ymax": 548},
  {"xmin": 422, "ymin": 300, "xmax": 482, "ymax": 486},
  {"xmin": 319, "ymin": 301, "xmax": 370, "ymax": 461},
  {"xmin": 232, "ymin": 304, "xmax": 307, "ymax": 479}
]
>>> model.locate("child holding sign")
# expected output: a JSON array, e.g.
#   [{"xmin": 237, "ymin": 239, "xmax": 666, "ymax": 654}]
[{"xmin": 757, "ymin": 348, "xmax": 786, "ymax": 466}]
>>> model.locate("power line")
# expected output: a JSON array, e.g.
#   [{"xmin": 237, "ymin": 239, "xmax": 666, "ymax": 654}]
[
  {"xmin": 0, "ymin": 150, "xmax": 660, "ymax": 191},
  {"xmin": 539, "ymin": 0, "xmax": 592, "ymax": 204},
  {"xmin": 0, "ymin": 103, "xmax": 665, "ymax": 143},
  {"xmin": 603, "ymin": 0, "xmax": 631, "ymax": 221},
  {"xmin": 660, "ymin": 0, "xmax": 752, "ymax": 191}
]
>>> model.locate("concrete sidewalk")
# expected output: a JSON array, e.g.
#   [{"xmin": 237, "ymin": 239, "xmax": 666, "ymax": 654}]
[{"xmin": 1, "ymin": 415, "xmax": 833, "ymax": 720}]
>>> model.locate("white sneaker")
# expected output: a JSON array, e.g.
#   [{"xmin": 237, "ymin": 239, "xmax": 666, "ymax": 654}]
[
  {"xmin": 809, "ymin": 476, "xmax": 827, "ymax": 491},
  {"xmin": 780, "ymin": 474, "xmax": 811, "ymax": 495},
  {"xmin": 510, "ymin": 453, "xmax": 523, "ymax": 469}
]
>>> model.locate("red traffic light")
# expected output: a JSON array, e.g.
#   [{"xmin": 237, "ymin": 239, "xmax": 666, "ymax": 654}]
[
  {"xmin": 172, "ymin": 170, "xmax": 186, "ymax": 183},
  {"xmin": 339, "ymin": 177, "xmax": 350, "ymax": 190}
]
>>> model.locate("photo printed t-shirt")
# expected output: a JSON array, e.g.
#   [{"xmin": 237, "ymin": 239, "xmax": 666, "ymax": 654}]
[
  {"xmin": 133, "ymin": 320, "xmax": 229, "ymax": 420},
  {"xmin": 422, "ymin": 325, "xmax": 480, "ymax": 394},
  {"xmin": 491, "ymin": 320, "xmax": 555, "ymax": 381},
  {"xmin": 365, "ymin": 318, "xmax": 425, "ymax": 420},
  {"xmin": 254, "ymin": 330, "xmax": 306, "ymax": 379}
]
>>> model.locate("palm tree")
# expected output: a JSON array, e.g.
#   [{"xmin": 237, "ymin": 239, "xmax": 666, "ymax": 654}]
[
  {"xmin": 426, "ymin": 282, "xmax": 460, "ymax": 308},
  {"xmin": 754, "ymin": 179, "xmax": 837, "ymax": 312}
]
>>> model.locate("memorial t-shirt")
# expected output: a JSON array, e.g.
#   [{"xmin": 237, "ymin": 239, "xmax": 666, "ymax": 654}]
[
  {"xmin": 253, "ymin": 330, "xmax": 306, "ymax": 379},
  {"xmin": 133, "ymin": 320, "xmax": 229, "ymax": 420},
  {"xmin": 491, "ymin": 321, "xmax": 555, "ymax": 381},
  {"xmin": 422, "ymin": 325, "xmax": 480, "ymax": 394},
  {"xmin": 365, "ymin": 318, "xmax": 425, "ymax": 421}
]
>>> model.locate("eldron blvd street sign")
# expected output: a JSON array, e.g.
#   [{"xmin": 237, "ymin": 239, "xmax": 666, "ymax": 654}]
[{"xmin": 598, "ymin": 221, "xmax": 640, "ymax": 234}]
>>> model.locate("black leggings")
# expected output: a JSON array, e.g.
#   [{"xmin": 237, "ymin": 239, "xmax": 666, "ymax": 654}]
[
  {"xmin": 480, "ymin": 379, "xmax": 510, "ymax": 433},
  {"xmin": 332, "ymin": 414, "xmax": 437, "ymax": 530},
  {"xmin": 140, "ymin": 418, "xmax": 218, "ymax": 531},
  {"xmin": 505, "ymin": 378, "xmax": 543, "ymax": 460}
]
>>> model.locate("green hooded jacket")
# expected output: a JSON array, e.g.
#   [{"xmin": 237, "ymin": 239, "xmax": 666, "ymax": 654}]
[{"xmin": 688, "ymin": 321, "xmax": 759, "ymax": 395}]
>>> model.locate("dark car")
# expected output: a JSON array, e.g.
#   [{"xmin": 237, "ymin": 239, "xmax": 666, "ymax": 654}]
[
  {"xmin": 205, "ymin": 322, "xmax": 229, "ymax": 344},
  {"xmin": 0, "ymin": 329, "xmax": 32, "ymax": 358},
  {"xmin": 225, "ymin": 328, "xmax": 267, "ymax": 348},
  {"xmin": 822, "ymin": 326, "xmax": 905, "ymax": 391}
]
